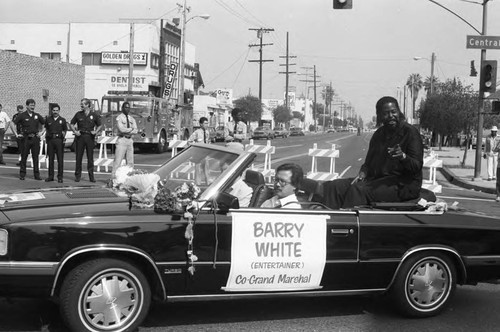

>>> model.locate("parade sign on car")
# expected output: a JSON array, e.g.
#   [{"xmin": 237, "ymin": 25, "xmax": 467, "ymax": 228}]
[{"xmin": 223, "ymin": 212, "xmax": 328, "ymax": 292}]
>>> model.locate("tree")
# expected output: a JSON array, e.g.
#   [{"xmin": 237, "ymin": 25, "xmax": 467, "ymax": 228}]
[
  {"xmin": 423, "ymin": 76, "xmax": 440, "ymax": 95},
  {"xmin": 233, "ymin": 95, "xmax": 262, "ymax": 122},
  {"xmin": 406, "ymin": 73, "xmax": 423, "ymax": 118},
  {"xmin": 419, "ymin": 77, "xmax": 477, "ymax": 162},
  {"xmin": 273, "ymin": 105, "xmax": 292, "ymax": 125},
  {"xmin": 321, "ymin": 85, "xmax": 335, "ymax": 120},
  {"xmin": 292, "ymin": 111, "xmax": 305, "ymax": 122}
]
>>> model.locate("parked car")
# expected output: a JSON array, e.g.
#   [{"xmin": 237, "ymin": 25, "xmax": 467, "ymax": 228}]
[
  {"xmin": 2, "ymin": 143, "xmax": 500, "ymax": 331},
  {"xmin": 273, "ymin": 127, "xmax": 289, "ymax": 138},
  {"xmin": 289, "ymin": 127, "xmax": 305, "ymax": 136},
  {"xmin": 326, "ymin": 127, "xmax": 336, "ymax": 133},
  {"xmin": 252, "ymin": 126, "xmax": 275, "ymax": 140},
  {"xmin": 214, "ymin": 126, "xmax": 226, "ymax": 142},
  {"xmin": 472, "ymin": 136, "xmax": 486, "ymax": 150},
  {"xmin": 2, "ymin": 131, "xmax": 75, "ymax": 152}
]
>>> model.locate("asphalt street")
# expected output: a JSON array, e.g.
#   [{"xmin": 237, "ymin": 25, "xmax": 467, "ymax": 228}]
[{"xmin": 1, "ymin": 131, "xmax": 500, "ymax": 331}]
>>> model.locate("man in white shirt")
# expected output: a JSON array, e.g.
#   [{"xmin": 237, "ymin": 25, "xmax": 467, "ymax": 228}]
[
  {"xmin": 111, "ymin": 102, "xmax": 138, "ymax": 179},
  {"xmin": 484, "ymin": 126, "xmax": 499, "ymax": 181},
  {"xmin": 261, "ymin": 163, "xmax": 303, "ymax": 209},
  {"xmin": 225, "ymin": 108, "xmax": 247, "ymax": 143},
  {"xmin": 188, "ymin": 117, "xmax": 211, "ymax": 144},
  {"xmin": 0, "ymin": 103, "xmax": 14, "ymax": 165}
]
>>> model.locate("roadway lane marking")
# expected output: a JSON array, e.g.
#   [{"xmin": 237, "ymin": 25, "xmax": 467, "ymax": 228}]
[
  {"xmin": 357, "ymin": 158, "xmax": 363, "ymax": 161},
  {"xmin": 437, "ymin": 195, "xmax": 496, "ymax": 203},
  {"xmin": 275, "ymin": 144, "xmax": 304, "ymax": 149},
  {"xmin": 339, "ymin": 166, "xmax": 351, "ymax": 178}
]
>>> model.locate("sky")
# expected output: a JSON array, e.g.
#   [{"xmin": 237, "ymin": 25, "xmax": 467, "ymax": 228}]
[{"xmin": 1, "ymin": 0, "xmax": 500, "ymax": 123}]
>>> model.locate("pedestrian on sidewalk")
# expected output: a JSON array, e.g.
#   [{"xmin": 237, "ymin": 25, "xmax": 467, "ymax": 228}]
[
  {"xmin": 484, "ymin": 126, "xmax": 499, "ymax": 181},
  {"xmin": 494, "ymin": 137, "xmax": 500, "ymax": 202},
  {"xmin": 13, "ymin": 99, "xmax": 46, "ymax": 180},
  {"xmin": 111, "ymin": 101, "xmax": 137, "ymax": 180},
  {"xmin": 44, "ymin": 104, "xmax": 67, "ymax": 183}
]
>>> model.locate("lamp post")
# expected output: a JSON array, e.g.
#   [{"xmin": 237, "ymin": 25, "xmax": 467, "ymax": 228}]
[
  {"xmin": 178, "ymin": 0, "xmax": 210, "ymax": 106},
  {"xmin": 414, "ymin": 52, "xmax": 436, "ymax": 96}
]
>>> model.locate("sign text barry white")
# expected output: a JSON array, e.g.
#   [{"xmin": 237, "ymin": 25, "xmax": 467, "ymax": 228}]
[{"xmin": 224, "ymin": 213, "xmax": 327, "ymax": 292}]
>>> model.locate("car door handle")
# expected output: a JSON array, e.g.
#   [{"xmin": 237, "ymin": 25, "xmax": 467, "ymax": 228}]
[{"xmin": 331, "ymin": 228, "xmax": 354, "ymax": 236}]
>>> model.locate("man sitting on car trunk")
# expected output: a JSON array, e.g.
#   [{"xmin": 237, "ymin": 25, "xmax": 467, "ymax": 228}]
[{"xmin": 322, "ymin": 96, "xmax": 423, "ymax": 209}]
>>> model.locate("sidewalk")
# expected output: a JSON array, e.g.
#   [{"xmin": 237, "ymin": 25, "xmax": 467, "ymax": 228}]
[{"xmin": 433, "ymin": 147, "xmax": 497, "ymax": 195}]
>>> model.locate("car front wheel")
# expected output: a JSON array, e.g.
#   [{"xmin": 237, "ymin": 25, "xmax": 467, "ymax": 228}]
[
  {"xmin": 60, "ymin": 258, "xmax": 151, "ymax": 332},
  {"xmin": 390, "ymin": 252, "xmax": 456, "ymax": 317}
]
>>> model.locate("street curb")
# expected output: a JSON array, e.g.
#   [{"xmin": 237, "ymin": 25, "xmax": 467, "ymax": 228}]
[{"xmin": 439, "ymin": 166, "xmax": 496, "ymax": 195}]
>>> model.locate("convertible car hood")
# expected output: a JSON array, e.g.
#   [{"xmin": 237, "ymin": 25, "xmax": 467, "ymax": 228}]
[{"xmin": 0, "ymin": 187, "xmax": 129, "ymax": 224}]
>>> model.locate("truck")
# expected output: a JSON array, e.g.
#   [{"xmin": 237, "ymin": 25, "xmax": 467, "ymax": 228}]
[{"xmin": 100, "ymin": 91, "xmax": 192, "ymax": 153}]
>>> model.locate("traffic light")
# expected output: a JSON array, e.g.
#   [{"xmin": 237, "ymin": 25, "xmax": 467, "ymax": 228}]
[
  {"xmin": 470, "ymin": 60, "xmax": 477, "ymax": 77},
  {"xmin": 333, "ymin": 0, "xmax": 353, "ymax": 9},
  {"xmin": 480, "ymin": 60, "xmax": 497, "ymax": 93}
]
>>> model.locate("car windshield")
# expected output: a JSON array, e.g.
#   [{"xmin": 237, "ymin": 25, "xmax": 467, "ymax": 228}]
[{"xmin": 153, "ymin": 145, "xmax": 241, "ymax": 194}]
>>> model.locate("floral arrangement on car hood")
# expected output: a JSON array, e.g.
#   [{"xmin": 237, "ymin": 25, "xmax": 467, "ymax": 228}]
[{"xmin": 113, "ymin": 165, "xmax": 160, "ymax": 208}]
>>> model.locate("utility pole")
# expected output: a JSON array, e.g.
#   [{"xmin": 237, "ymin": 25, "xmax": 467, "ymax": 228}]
[
  {"xmin": 314, "ymin": 65, "xmax": 317, "ymax": 131},
  {"xmin": 329, "ymin": 81, "xmax": 333, "ymax": 127},
  {"xmin": 128, "ymin": 23, "xmax": 135, "ymax": 92},
  {"xmin": 474, "ymin": 0, "xmax": 489, "ymax": 180},
  {"xmin": 279, "ymin": 32, "xmax": 296, "ymax": 110},
  {"xmin": 249, "ymin": 27, "xmax": 274, "ymax": 102},
  {"xmin": 299, "ymin": 66, "xmax": 314, "ymax": 98}
]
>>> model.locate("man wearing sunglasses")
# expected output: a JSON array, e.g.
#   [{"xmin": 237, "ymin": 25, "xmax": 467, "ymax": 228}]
[{"xmin": 261, "ymin": 163, "xmax": 303, "ymax": 209}]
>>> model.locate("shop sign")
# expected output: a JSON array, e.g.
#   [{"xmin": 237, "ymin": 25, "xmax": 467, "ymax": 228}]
[
  {"xmin": 110, "ymin": 76, "xmax": 147, "ymax": 90},
  {"xmin": 216, "ymin": 88, "xmax": 233, "ymax": 106},
  {"xmin": 101, "ymin": 52, "xmax": 148, "ymax": 65}
]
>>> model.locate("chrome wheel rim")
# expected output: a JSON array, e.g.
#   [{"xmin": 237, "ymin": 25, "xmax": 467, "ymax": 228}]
[
  {"xmin": 406, "ymin": 258, "xmax": 450, "ymax": 310},
  {"xmin": 79, "ymin": 268, "xmax": 143, "ymax": 331}
]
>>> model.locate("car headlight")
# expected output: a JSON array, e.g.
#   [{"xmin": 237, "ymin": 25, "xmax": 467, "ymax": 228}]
[{"xmin": 0, "ymin": 229, "xmax": 7, "ymax": 256}]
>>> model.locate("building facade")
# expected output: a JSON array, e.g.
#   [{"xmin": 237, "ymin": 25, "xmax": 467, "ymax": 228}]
[
  {"xmin": 0, "ymin": 21, "xmax": 201, "ymax": 110},
  {"xmin": 0, "ymin": 50, "xmax": 84, "ymax": 120}
]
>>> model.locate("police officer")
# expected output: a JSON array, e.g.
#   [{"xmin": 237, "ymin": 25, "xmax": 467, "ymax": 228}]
[
  {"xmin": 45, "ymin": 104, "xmax": 67, "ymax": 183},
  {"xmin": 13, "ymin": 99, "xmax": 45, "ymax": 180},
  {"xmin": 70, "ymin": 98, "xmax": 102, "ymax": 182},
  {"xmin": 12, "ymin": 105, "xmax": 24, "ymax": 166}
]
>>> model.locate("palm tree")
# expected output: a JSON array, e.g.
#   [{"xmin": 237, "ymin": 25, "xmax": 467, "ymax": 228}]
[
  {"xmin": 423, "ymin": 76, "xmax": 440, "ymax": 95},
  {"xmin": 406, "ymin": 73, "xmax": 423, "ymax": 119}
]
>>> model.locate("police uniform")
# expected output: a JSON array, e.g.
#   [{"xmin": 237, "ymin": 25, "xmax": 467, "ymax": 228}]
[
  {"xmin": 12, "ymin": 112, "xmax": 24, "ymax": 160},
  {"xmin": 71, "ymin": 110, "xmax": 101, "ymax": 182},
  {"xmin": 13, "ymin": 111, "xmax": 45, "ymax": 180},
  {"xmin": 45, "ymin": 115, "xmax": 67, "ymax": 182}
]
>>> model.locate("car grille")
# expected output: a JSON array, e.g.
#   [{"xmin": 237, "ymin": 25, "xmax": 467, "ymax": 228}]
[{"xmin": 66, "ymin": 189, "xmax": 119, "ymax": 199}]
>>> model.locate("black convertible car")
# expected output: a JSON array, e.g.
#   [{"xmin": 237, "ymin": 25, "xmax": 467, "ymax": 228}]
[{"xmin": 1, "ymin": 144, "xmax": 500, "ymax": 332}]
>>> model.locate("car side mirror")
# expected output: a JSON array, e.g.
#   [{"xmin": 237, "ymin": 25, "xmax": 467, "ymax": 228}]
[{"xmin": 216, "ymin": 192, "xmax": 240, "ymax": 213}]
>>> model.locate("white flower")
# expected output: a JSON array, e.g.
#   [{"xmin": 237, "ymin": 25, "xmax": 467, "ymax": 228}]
[{"xmin": 114, "ymin": 165, "xmax": 134, "ymax": 186}]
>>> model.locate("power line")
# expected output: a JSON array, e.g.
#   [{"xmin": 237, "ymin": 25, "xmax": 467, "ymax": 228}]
[
  {"xmin": 206, "ymin": 48, "xmax": 250, "ymax": 85},
  {"xmin": 232, "ymin": 47, "xmax": 251, "ymax": 88}
]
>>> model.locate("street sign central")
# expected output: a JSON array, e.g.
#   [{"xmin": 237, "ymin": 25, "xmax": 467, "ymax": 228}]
[{"xmin": 466, "ymin": 35, "xmax": 500, "ymax": 50}]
